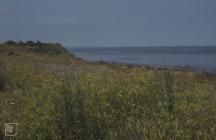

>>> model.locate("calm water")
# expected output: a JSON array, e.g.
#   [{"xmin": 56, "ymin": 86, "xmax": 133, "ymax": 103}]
[{"xmin": 69, "ymin": 46, "xmax": 216, "ymax": 73}]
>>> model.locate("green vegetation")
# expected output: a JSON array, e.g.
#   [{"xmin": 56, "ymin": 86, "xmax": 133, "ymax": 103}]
[
  {"xmin": 1, "ymin": 40, "xmax": 68, "ymax": 55},
  {"xmin": 0, "ymin": 42, "xmax": 216, "ymax": 140},
  {"xmin": 0, "ymin": 61, "xmax": 8, "ymax": 91}
]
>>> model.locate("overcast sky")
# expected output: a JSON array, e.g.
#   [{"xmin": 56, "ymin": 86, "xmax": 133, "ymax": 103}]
[{"xmin": 0, "ymin": 0, "xmax": 216, "ymax": 47}]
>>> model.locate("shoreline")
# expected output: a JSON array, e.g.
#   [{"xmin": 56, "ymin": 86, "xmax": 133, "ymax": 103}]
[
  {"xmin": 68, "ymin": 48, "xmax": 216, "ymax": 74},
  {"xmin": 80, "ymin": 58, "xmax": 216, "ymax": 75},
  {"xmin": 68, "ymin": 50, "xmax": 215, "ymax": 74}
]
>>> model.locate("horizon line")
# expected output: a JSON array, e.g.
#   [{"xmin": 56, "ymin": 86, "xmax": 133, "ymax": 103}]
[{"xmin": 66, "ymin": 45, "xmax": 216, "ymax": 48}]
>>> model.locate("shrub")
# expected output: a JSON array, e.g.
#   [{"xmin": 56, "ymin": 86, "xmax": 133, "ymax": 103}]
[
  {"xmin": 8, "ymin": 50, "xmax": 15, "ymax": 55},
  {"xmin": 1, "ymin": 41, "xmax": 68, "ymax": 55},
  {"xmin": 0, "ymin": 61, "xmax": 8, "ymax": 91},
  {"xmin": 3, "ymin": 40, "xmax": 16, "ymax": 46},
  {"xmin": 31, "ymin": 44, "xmax": 68, "ymax": 54}
]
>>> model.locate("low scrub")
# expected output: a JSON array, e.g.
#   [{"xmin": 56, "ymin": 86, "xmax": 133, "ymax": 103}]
[
  {"xmin": 0, "ymin": 61, "xmax": 8, "ymax": 91},
  {"xmin": 1, "ymin": 40, "xmax": 68, "ymax": 55},
  {"xmin": 31, "ymin": 45, "xmax": 68, "ymax": 54}
]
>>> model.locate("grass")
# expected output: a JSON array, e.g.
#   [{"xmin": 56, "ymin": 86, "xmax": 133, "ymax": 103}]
[{"xmin": 0, "ymin": 42, "xmax": 216, "ymax": 139}]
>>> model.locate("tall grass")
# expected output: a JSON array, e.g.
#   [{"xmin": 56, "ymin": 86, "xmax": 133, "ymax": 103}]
[{"xmin": 0, "ymin": 45, "xmax": 215, "ymax": 139}]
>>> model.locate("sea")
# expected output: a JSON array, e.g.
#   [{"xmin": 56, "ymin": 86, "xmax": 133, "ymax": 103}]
[{"xmin": 69, "ymin": 46, "xmax": 216, "ymax": 73}]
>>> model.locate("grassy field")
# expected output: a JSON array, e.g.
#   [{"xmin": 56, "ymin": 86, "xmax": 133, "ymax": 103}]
[{"xmin": 0, "ymin": 42, "xmax": 216, "ymax": 140}]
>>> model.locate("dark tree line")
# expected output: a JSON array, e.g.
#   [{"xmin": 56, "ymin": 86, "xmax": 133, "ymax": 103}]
[
  {"xmin": 2, "ymin": 40, "xmax": 63, "ymax": 48},
  {"xmin": 0, "ymin": 40, "xmax": 69, "ymax": 55}
]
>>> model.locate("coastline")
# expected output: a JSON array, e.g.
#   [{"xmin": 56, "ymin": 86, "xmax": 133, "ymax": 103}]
[
  {"xmin": 71, "ymin": 54, "xmax": 216, "ymax": 75},
  {"xmin": 68, "ymin": 46, "xmax": 216, "ymax": 75}
]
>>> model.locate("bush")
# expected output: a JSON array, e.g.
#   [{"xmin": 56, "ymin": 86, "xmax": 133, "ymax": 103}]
[
  {"xmin": 1, "ymin": 40, "xmax": 68, "ymax": 55},
  {"xmin": 0, "ymin": 61, "xmax": 8, "ymax": 91},
  {"xmin": 3, "ymin": 40, "xmax": 16, "ymax": 46},
  {"xmin": 31, "ymin": 44, "xmax": 68, "ymax": 54}
]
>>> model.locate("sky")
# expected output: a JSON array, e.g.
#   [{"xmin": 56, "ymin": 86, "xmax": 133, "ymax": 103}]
[{"xmin": 0, "ymin": 0, "xmax": 216, "ymax": 47}]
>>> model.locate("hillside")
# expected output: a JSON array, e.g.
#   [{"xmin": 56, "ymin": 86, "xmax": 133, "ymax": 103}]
[{"xmin": 0, "ymin": 42, "xmax": 216, "ymax": 140}]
